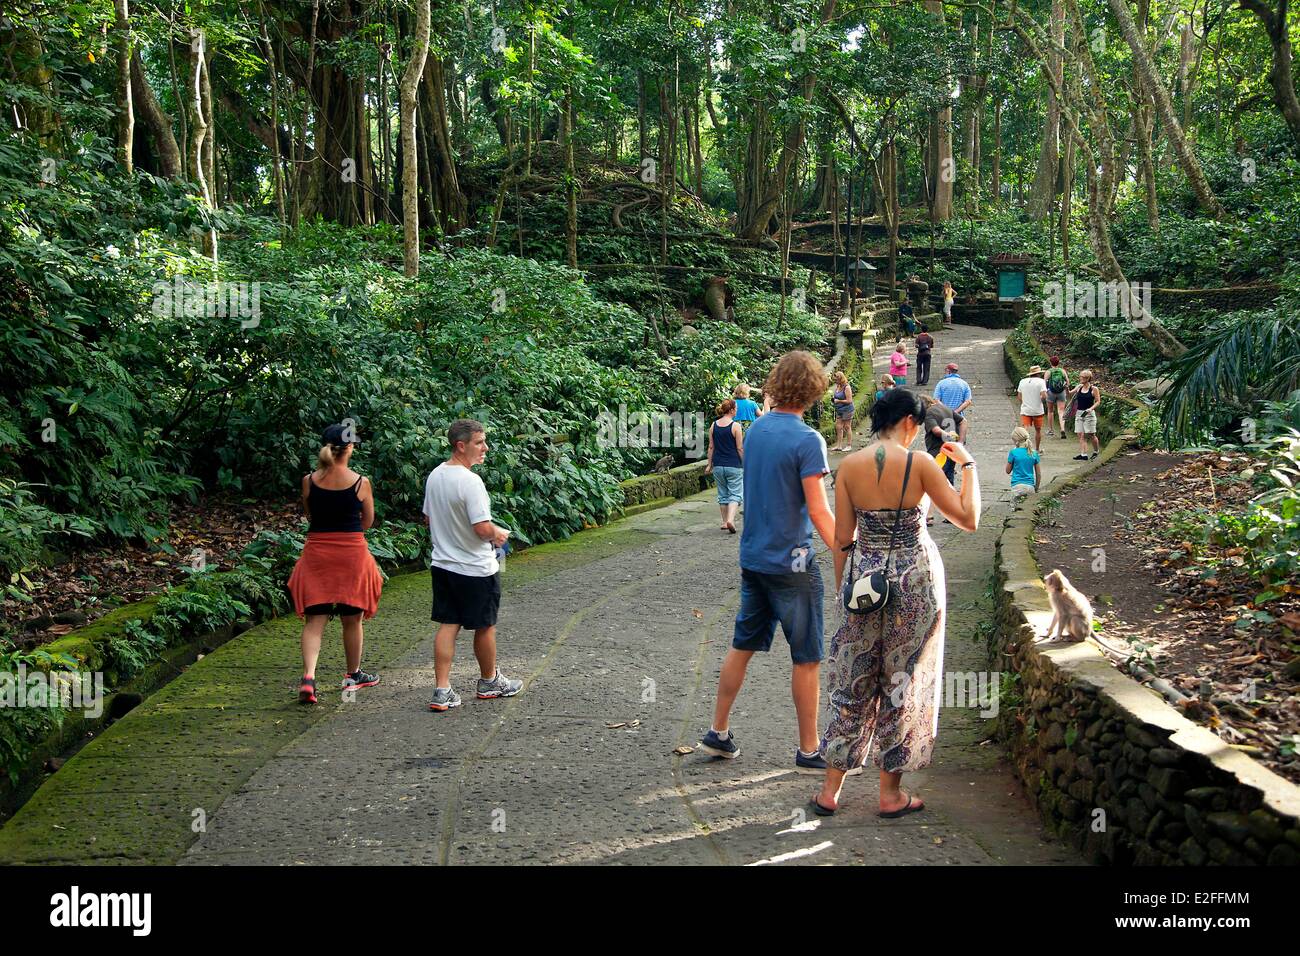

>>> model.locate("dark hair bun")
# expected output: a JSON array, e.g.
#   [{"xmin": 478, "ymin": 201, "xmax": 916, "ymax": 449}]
[{"xmin": 870, "ymin": 388, "xmax": 925, "ymax": 436}]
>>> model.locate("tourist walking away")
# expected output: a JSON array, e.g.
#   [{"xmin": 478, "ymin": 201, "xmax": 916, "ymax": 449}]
[
  {"xmin": 1006, "ymin": 426, "xmax": 1041, "ymax": 498},
  {"xmin": 1017, "ymin": 364, "xmax": 1049, "ymax": 452},
  {"xmin": 1044, "ymin": 356, "xmax": 1070, "ymax": 439},
  {"xmin": 875, "ymin": 374, "xmax": 896, "ymax": 402},
  {"xmin": 424, "ymin": 419, "xmax": 523, "ymax": 712},
  {"xmin": 889, "ymin": 340, "xmax": 909, "ymax": 387},
  {"xmin": 933, "ymin": 363, "xmax": 973, "ymax": 444},
  {"xmin": 915, "ymin": 329, "xmax": 935, "ymax": 385},
  {"xmin": 942, "ymin": 280, "xmax": 956, "ymax": 326},
  {"xmin": 1070, "ymin": 370, "xmax": 1103, "ymax": 461},
  {"xmin": 288, "ymin": 423, "xmax": 384, "ymax": 705},
  {"xmin": 707, "ymin": 399, "xmax": 745, "ymax": 533},
  {"xmin": 733, "ymin": 383, "xmax": 761, "ymax": 429},
  {"xmin": 899, "ymin": 298, "xmax": 917, "ymax": 335},
  {"xmin": 812, "ymin": 389, "xmax": 981, "ymax": 817},
  {"xmin": 831, "ymin": 370, "xmax": 855, "ymax": 452},
  {"xmin": 699, "ymin": 351, "xmax": 836, "ymax": 772}
]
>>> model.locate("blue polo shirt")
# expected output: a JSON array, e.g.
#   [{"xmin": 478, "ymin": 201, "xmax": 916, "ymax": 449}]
[
  {"xmin": 934, "ymin": 373, "xmax": 972, "ymax": 411},
  {"xmin": 738, "ymin": 412, "xmax": 830, "ymax": 575}
]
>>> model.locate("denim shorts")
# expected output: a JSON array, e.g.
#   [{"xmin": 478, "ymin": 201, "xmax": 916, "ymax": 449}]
[
  {"xmin": 713, "ymin": 465, "xmax": 743, "ymax": 505},
  {"xmin": 732, "ymin": 560, "xmax": 825, "ymax": 664}
]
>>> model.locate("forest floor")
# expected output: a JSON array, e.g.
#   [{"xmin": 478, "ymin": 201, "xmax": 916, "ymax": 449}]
[
  {"xmin": 1034, "ymin": 449, "xmax": 1300, "ymax": 785},
  {"xmin": 2, "ymin": 497, "xmax": 302, "ymax": 649}
]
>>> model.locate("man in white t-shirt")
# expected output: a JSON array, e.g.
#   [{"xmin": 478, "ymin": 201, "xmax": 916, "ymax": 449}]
[
  {"xmin": 422, "ymin": 419, "xmax": 523, "ymax": 712},
  {"xmin": 1017, "ymin": 365, "xmax": 1050, "ymax": 452}
]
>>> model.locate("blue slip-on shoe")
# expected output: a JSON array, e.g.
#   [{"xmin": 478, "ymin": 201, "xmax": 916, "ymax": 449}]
[{"xmin": 699, "ymin": 729, "xmax": 739, "ymax": 758}]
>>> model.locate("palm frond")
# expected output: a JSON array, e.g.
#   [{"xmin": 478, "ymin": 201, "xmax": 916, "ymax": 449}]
[{"xmin": 1160, "ymin": 310, "xmax": 1300, "ymax": 443}]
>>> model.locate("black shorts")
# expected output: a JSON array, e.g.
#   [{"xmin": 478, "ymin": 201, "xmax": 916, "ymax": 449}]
[
  {"xmin": 430, "ymin": 566, "xmax": 501, "ymax": 629},
  {"xmin": 304, "ymin": 602, "xmax": 364, "ymax": 618}
]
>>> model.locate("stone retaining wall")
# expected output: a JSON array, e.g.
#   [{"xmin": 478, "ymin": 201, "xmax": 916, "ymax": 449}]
[
  {"xmin": 1149, "ymin": 283, "xmax": 1280, "ymax": 314},
  {"xmin": 990, "ymin": 437, "xmax": 1300, "ymax": 865},
  {"xmin": 618, "ymin": 462, "xmax": 710, "ymax": 510}
]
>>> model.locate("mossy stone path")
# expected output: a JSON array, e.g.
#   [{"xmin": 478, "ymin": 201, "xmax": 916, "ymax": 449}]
[{"xmin": 1, "ymin": 324, "xmax": 1090, "ymax": 865}]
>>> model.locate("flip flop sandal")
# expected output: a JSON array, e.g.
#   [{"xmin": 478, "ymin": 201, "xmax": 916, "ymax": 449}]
[
  {"xmin": 810, "ymin": 796, "xmax": 838, "ymax": 817},
  {"xmin": 877, "ymin": 794, "xmax": 925, "ymax": 819}
]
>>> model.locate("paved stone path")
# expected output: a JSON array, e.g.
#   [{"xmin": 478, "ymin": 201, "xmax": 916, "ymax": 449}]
[
  {"xmin": 172, "ymin": 322, "xmax": 1084, "ymax": 866},
  {"xmin": 0, "ymin": 323, "xmax": 1089, "ymax": 866}
]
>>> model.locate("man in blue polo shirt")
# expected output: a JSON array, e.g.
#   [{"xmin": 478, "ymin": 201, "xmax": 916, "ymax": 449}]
[
  {"xmin": 699, "ymin": 351, "xmax": 836, "ymax": 773},
  {"xmin": 934, "ymin": 362, "xmax": 972, "ymax": 445}
]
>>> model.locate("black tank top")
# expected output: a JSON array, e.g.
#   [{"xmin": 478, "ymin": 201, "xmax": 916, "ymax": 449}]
[
  {"xmin": 307, "ymin": 474, "xmax": 364, "ymax": 532},
  {"xmin": 1076, "ymin": 386, "xmax": 1096, "ymax": 411},
  {"xmin": 712, "ymin": 421, "xmax": 742, "ymax": 468}
]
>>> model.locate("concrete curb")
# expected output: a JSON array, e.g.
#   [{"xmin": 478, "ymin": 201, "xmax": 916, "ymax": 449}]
[{"xmin": 991, "ymin": 434, "xmax": 1300, "ymax": 865}]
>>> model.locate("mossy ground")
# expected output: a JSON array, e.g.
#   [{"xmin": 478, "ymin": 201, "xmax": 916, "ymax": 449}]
[{"xmin": 0, "ymin": 518, "xmax": 658, "ymax": 864}]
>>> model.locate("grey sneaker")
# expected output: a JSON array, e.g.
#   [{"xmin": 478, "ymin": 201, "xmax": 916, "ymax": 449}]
[
  {"xmin": 476, "ymin": 671, "xmax": 523, "ymax": 700},
  {"xmin": 429, "ymin": 687, "xmax": 462, "ymax": 712}
]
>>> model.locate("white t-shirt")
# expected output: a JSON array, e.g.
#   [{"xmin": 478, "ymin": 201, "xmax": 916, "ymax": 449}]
[
  {"xmin": 1018, "ymin": 376, "xmax": 1049, "ymax": 416},
  {"xmin": 422, "ymin": 462, "xmax": 498, "ymax": 577}
]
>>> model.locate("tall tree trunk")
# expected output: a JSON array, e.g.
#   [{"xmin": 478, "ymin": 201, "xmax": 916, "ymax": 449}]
[
  {"xmin": 1059, "ymin": 121, "xmax": 1075, "ymax": 262},
  {"xmin": 113, "ymin": 0, "xmax": 133, "ymax": 174},
  {"xmin": 1177, "ymin": 15, "xmax": 1196, "ymax": 130},
  {"xmin": 991, "ymin": 98, "xmax": 1002, "ymax": 201},
  {"xmin": 401, "ymin": 0, "xmax": 432, "ymax": 277},
  {"xmin": 1238, "ymin": 0, "xmax": 1300, "ymax": 151},
  {"xmin": 379, "ymin": 43, "xmax": 395, "ymax": 220},
  {"xmin": 259, "ymin": 17, "xmax": 286, "ymax": 225},
  {"xmin": 479, "ymin": 73, "xmax": 510, "ymax": 148},
  {"xmin": 637, "ymin": 72, "xmax": 648, "ymax": 161},
  {"xmin": 201, "ymin": 51, "xmax": 216, "ymax": 207},
  {"xmin": 1134, "ymin": 0, "xmax": 1160, "ymax": 231},
  {"xmin": 186, "ymin": 30, "xmax": 216, "ymax": 262},
  {"xmin": 925, "ymin": 0, "xmax": 954, "ymax": 222},
  {"xmin": 130, "ymin": 52, "xmax": 182, "ymax": 178},
  {"xmin": 1028, "ymin": 0, "xmax": 1064, "ymax": 219},
  {"xmin": 423, "ymin": 56, "xmax": 466, "ymax": 233},
  {"xmin": 1106, "ymin": 0, "xmax": 1227, "ymax": 218},
  {"xmin": 563, "ymin": 14, "xmax": 578, "ymax": 268},
  {"xmin": 691, "ymin": 85, "xmax": 704, "ymax": 195}
]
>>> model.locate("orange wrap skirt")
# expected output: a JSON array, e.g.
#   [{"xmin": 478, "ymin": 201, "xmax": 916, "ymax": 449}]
[{"xmin": 287, "ymin": 532, "xmax": 384, "ymax": 620}]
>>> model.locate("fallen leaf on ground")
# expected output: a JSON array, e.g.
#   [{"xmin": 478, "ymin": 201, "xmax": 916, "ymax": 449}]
[{"xmin": 672, "ymin": 746, "xmax": 694, "ymax": 755}]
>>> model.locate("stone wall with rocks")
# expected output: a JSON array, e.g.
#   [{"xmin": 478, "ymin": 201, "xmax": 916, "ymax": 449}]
[
  {"xmin": 1150, "ymin": 283, "xmax": 1280, "ymax": 314},
  {"xmin": 619, "ymin": 462, "xmax": 710, "ymax": 511},
  {"xmin": 990, "ymin": 437, "xmax": 1300, "ymax": 866}
]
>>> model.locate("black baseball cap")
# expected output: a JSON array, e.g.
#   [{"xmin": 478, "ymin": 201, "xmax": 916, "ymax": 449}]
[{"xmin": 322, "ymin": 423, "xmax": 361, "ymax": 446}]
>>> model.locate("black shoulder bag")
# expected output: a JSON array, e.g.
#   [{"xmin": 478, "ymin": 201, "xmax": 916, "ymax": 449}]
[{"xmin": 843, "ymin": 452, "xmax": 914, "ymax": 615}]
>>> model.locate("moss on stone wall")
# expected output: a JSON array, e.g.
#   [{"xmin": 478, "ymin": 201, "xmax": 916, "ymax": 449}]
[{"xmin": 618, "ymin": 462, "xmax": 710, "ymax": 509}]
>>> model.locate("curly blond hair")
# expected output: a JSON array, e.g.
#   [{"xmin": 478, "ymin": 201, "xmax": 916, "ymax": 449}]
[{"xmin": 764, "ymin": 351, "xmax": 828, "ymax": 411}]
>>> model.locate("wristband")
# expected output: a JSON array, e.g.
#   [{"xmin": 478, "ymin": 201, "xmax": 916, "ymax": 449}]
[{"xmin": 961, "ymin": 462, "xmax": 976, "ymax": 470}]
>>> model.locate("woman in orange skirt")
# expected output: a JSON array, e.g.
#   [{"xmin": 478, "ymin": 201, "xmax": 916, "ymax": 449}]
[{"xmin": 287, "ymin": 423, "xmax": 384, "ymax": 703}]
